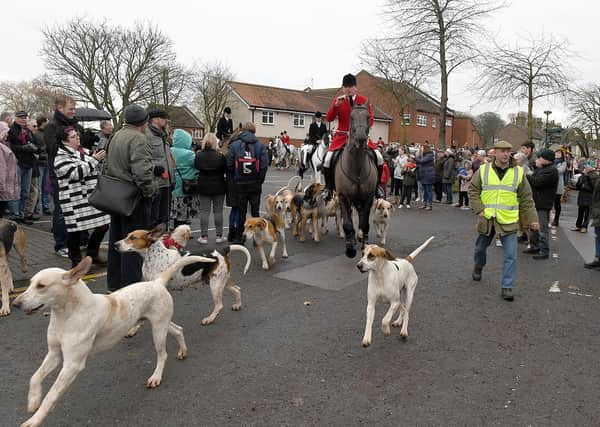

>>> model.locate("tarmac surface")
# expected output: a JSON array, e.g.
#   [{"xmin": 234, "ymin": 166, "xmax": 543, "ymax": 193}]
[{"xmin": 2, "ymin": 169, "xmax": 599, "ymax": 427}]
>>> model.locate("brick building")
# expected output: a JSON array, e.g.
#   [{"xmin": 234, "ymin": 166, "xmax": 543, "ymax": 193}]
[{"xmin": 453, "ymin": 116, "xmax": 483, "ymax": 149}]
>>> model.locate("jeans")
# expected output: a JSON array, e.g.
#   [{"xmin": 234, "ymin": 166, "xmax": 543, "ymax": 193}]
[
  {"xmin": 238, "ymin": 191, "xmax": 261, "ymax": 222},
  {"xmin": 458, "ymin": 191, "xmax": 469, "ymax": 207},
  {"xmin": 229, "ymin": 207, "xmax": 240, "ymax": 229},
  {"xmin": 530, "ymin": 209, "xmax": 550, "ymax": 255},
  {"xmin": 576, "ymin": 206, "xmax": 591, "ymax": 228},
  {"xmin": 422, "ymin": 184, "xmax": 433, "ymax": 205},
  {"xmin": 50, "ymin": 175, "xmax": 68, "ymax": 251},
  {"xmin": 197, "ymin": 194, "xmax": 225, "ymax": 236},
  {"xmin": 401, "ymin": 185, "xmax": 413, "ymax": 205},
  {"xmin": 442, "ymin": 182, "xmax": 453, "ymax": 203},
  {"xmin": 9, "ymin": 166, "xmax": 33, "ymax": 219},
  {"xmin": 474, "ymin": 226, "xmax": 518, "ymax": 288},
  {"xmin": 595, "ymin": 227, "xmax": 600, "ymax": 257}
]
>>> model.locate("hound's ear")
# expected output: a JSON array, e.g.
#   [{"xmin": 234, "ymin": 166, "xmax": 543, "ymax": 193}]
[
  {"xmin": 383, "ymin": 249, "xmax": 395, "ymax": 260},
  {"xmin": 62, "ymin": 257, "xmax": 92, "ymax": 285},
  {"xmin": 147, "ymin": 225, "xmax": 164, "ymax": 241},
  {"xmin": 258, "ymin": 220, "xmax": 267, "ymax": 229}
]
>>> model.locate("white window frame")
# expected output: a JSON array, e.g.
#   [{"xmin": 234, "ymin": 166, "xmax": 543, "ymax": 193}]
[
  {"xmin": 416, "ymin": 114, "xmax": 427, "ymax": 127},
  {"xmin": 445, "ymin": 118, "xmax": 452, "ymax": 127},
  {"xmin": 431, "ymin": 117, "xmax": 436, "ymax": 128},
  {"xmin": 262, "ymin": 111, "xmax": 275, "ymax": 125},
  {"xmin": 293, "ymin": 113, "xmax": 305, "ymax": 128},
  {"xmin": 403, "ymin": 113, "xmax": 411, "ymax": 126},
  {"xmin": 192, "ymin": 129, "xmax": 203, "ymax": 139}
]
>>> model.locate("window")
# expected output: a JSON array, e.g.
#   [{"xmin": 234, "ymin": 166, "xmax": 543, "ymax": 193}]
[
  {"xmin": 293, "ymin": 113, "xmax": 305, "ymax": 127},
  {"xmin": 416, "ymin": 114, "xmax": 427, "ymax": 127},
  {"xmin": 403, "ymin": 113, "xmax": 411, "ymax": 125},
  {"xmin": 262, "ymin": 111, "xmax": 275, "ymax": 125},
  {"xmin": 446, "ymin": 118, "xmax": 452, "ymax": 127},
  {"xmin": 192, "ymin": 129, "xmax": 203, "ymax": 139},
  {"xmin": 431, "ymin": 117, "xmax": 436, "ymax": 128}
]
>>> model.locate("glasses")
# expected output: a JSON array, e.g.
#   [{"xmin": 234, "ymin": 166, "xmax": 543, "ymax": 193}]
[{"xmin": 68, "ymin": 133, "xmax": 80, "ymax": 139}]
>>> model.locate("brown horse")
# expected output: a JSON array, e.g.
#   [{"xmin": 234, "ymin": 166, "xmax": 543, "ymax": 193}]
[{"xmin": 334, "ymin": 104, "xmax": 378, "ymax": 258}]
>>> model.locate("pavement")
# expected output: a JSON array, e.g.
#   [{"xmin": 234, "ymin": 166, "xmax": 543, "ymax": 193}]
[{"xmin": 2, "ymin": 169, "xmax": 599, "ymax": 427}]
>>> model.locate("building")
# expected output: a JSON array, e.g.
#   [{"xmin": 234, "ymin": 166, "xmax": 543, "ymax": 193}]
[
  {"xmin": 497, "ymin": 124, "xmax": 544, "ymax": 149},
  {"xmin": 149, "ymin": 104, "xmax": 205, "ymax": 144},
  {"xmin": 453, "ymin": 116, "xmax": 483, "ymax": 149},
  {"xmin": 227, "ymin": 81, "xmax": 392, "ymax": 147}
]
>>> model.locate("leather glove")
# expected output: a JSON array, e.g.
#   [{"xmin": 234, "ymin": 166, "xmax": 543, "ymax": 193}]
[{"xmin": 153, "ymin": 165, "xmax": 165, "ymax": 177}]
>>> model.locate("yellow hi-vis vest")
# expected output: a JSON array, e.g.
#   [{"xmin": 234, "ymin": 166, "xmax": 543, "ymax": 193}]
[{"xmin": 480, "ymin": 163, "xmax": 523, "ymax": 224}]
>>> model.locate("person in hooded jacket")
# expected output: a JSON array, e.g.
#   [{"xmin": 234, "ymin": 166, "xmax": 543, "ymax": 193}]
[
  {"xmin": 171, "ymin": 129, "xmax": 198, "ymax": 226},
  {"xmin": 226, "ymin": 122, "xmax": 269, "ymax": 243},
  {"xmin": 415, "ymin": 145, "xmax": 436, "ymax": 210}
]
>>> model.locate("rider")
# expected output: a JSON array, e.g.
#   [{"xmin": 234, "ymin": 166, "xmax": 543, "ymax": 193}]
[
  {"xmin": 216, "ymin": 107, "xmax": 233, "ymax": 145},
  {"xmin": 305, "ymin": 111, "xmax": 327, "ymax": 163},
  {"xmin": 321, "ymin": 73, "xmax": 385, "ymax": 201}
]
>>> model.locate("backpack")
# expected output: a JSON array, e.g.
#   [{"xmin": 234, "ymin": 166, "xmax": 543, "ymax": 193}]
[{"xmin": 233, "ymin": 141, "xmax": 261, "ymax": 183}]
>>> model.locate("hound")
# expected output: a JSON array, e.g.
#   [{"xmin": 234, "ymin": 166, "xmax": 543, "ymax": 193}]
[
  {"xmin": 372, "ymin": 199, "xmax": 394, "ymax": 245},
  {"xmin": 13, "ymin": 255, "xmax": 214, "ymax": 427},
  {"xmin": 356, "ymin": 237, "xmax": 434, "ymax": 347},
  {"xmin": 0, "ymin": 219, "xmax": 27, "ymax": 317},
  {"xmin": 243, "ymin": 215, "xmax": 288, "ymax": 270},
  {"xmin": 299, "ymin": 182, "xmax": 327, "ymax": 242}
]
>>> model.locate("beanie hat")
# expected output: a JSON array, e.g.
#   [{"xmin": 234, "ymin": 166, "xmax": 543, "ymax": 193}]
[
  {"xmin": 342, "ymin": 73, "xmax": 357, "ymax": 87},
  {"xmin": 124, "ymin": 104, "xmax": 148, "ymax": 126},
  {"xmin": 538, "ymin": 149, "xmax": 555, "ymax": 162}
]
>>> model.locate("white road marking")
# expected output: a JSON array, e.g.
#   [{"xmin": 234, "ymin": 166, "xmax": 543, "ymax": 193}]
[{"xmin": 549, "ymin": 281, "xmax": 561, "ymax": 293}]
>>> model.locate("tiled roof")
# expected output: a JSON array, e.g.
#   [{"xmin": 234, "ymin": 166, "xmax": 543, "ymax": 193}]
[{"xmin": 228, "ymin": 81, "xmax": 392, "ymax": 121}]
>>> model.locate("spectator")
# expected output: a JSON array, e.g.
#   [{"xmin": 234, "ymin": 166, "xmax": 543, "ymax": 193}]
[
  {"xmin": 551, "ymin": 150, "xmax": 566, "ymax": 227},
  {"xmin": 434, "ymin": 150, "xmax": 445, "ymax": 202},
  {"xmin": 392, "ymin": 148, "xmax": 407, "ymax": 200},
  {"xmin": 572, "ymin": 164, "xmax": 596, "ymax": 233},
  {"xmin": 524, "ymin": 149, "xmax": 558, "ymax": 260},
  {"xmin": 400, "ymin": 157, "xmax": 417, "ymax": 208},
  {"xmin": 7, "ymin": 111, "xmax": 40, "ymax": 225},
  {"xmin": 520, "ymin": 141, "xmax": 536, "ymax": 170},
  {"xmin": 45, "ymin": 95, "xmax": 82, "ymax": 257},
  {"xmin": 146, "ymin": 108, "xmax": 174, "ymax": 227},
  {"xmin": 195, "ymin": 133, "xmax": 227, "ymax": 244},
  {"xmin": 0, "ymin": 112, "xmax": 12, "ymax": 127},
  {"xmin": 380, "ymin": 148, "xmax": 390, "ymax": 199},
  {"xmin": 583, "ymin": 167, "xmax": 600, "ymax": 269},
  {"xmin": 54, "ymin": 127, "xmax": 109, "ymax": 268},
  {"xmin": 33, "ymin": 116, "xmax": 51, "ymax": 215},
  {"xmin": 415, "ymin": 145, "xmax": 435, "ymax": 211},
  {"xmin": 0, "ymin": 121, "xmax": 19, "ymax": 216},
  {"xmin": 455, "ymin": 160, "xmax": 473, "ymax": 210},
  {"xmin": 442, "ymin": 148, "xmax": 457, "ymax": 204},
  {"xmin": 226, "ymin": 122, "xmax": 269, "ymax": 243},
  {"xmin": 472, "ymin": 150, "xmax": 486, "ymax": 173},
  {"xmin": 171, "ymin": 129, "xmax": 198, "ymax": 227},
  {"xmin": 23, "ymin": 119, "xmax": 42, "ymax": 221},
  {"xmin": 105, "ymin": 105, "xmax": 156, "ymax": 292},
  {"xmin": 96, "ymin": 120, "xmax": 113, "ymax": 152}
]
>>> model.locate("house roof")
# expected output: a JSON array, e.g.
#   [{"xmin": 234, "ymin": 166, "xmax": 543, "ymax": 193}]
[
  {"xmin": 228, "ymin": 81, "xmax": 392, "ymax": 121},
  {"xmin": 497, "ymin": 124, "xmax": 544, "ymax": 146},
  {"xmin": 147, "ymin": 104, "xmax": 204, "ymax": 129}
]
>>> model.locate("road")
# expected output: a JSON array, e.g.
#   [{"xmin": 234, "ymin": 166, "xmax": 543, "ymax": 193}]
[{"xmin": 2, "ymin": 169, "xmax": 599, "ymax": 426}]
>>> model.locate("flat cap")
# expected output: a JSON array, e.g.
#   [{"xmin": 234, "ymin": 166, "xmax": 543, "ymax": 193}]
[
  {"xmin": 493, "ymin": 140, "xmax": 513, "ymax": 149},
  {"xmin": 15, "ymin": 111, "xmax": 28, "ymax": 118},
  {"xmin": 147, "ymin": 108, "xmax": 169, "ymax": 120}
]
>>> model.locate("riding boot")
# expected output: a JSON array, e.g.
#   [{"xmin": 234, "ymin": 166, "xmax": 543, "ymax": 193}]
[
  {"xmin": 322, "ymin": 166, "xmax": 334, "ymax": 201},
  {"xmin": 375, "ymin": 164, "xmax": 385, "ymax": 199}
]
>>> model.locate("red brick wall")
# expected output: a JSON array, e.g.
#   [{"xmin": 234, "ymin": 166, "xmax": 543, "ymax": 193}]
[{"xmin": 453, "ymin": 118, "xmax": 483, "ymax": 148}]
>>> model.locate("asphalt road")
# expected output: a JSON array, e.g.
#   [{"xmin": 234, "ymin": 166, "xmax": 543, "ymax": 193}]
[{"xmin": 2, "ymin": 169, "xmax": 599, "ymax": 427}]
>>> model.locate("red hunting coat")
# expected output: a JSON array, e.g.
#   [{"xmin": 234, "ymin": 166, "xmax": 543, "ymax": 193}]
[
  {"xmin": 325, "ymin": 94, "xmax": 376, "ymax": 151},
  {"xmin": 281, "ymin": 134, "xmax": 291, "ymax": 145}
]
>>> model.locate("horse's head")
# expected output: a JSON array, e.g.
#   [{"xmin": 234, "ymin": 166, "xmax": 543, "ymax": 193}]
[{"xmin": 349, "ymin": 105, "xmax": 370, "ymax": 148}]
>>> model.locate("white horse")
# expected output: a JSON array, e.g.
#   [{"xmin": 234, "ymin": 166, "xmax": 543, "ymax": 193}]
[
  {"xmin": 274, "ymin": 139, "xmax": 292, "ymax": 169},
  {"xmin": 299, "ymin": 132, "xmax": 330, "ymax": 183}
]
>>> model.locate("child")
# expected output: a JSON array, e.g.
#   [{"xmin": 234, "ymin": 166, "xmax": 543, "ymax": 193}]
[
  {"xmin": 455, "ymin": 160, "xmax": 473, "ymax": 209},
  {"xmin": 401, "ymin": 158, "xmax": 417, "ymax": 208}
]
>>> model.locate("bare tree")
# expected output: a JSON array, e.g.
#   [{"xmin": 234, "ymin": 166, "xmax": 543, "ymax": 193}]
[
  {"xmin": 146, "ymin": 63, "xmax": 194, "ymax": 108},
  {"xmin": 0, "ymin": 78, "xmax": 62, "ymax": 117},
  {"xmin": 475, "ymin": 34, "xmax": 572, "ymax": 142},
  {"xmin": 475, "ymin": 112, "xmax": 505, "ymax": 147},
  {"xmin": 191, "ymin": 62, "xmax": 234, "ymax": 132},
  {"xmin": 570, "ymin": 84, "xmax": 600, "ymax": 142},
  {"xmin": 384, "ymin": 0, "xmax": 505, "ymax": 148},
  {"xmin": 41, "ymin": 18, "xmax": 183, "ymax": 126},
  {"xmin": 361, "ymin": 39, "xmax": 434, "ymax": 144}
]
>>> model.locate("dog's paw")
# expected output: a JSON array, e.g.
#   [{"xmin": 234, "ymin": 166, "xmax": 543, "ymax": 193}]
[
  {"xmin": 125, "ymin": 323, "xmax": 142, "ymax": 338},
  {"xmin": 20, "ymin": 418, "xmax": 39, "ymax": 427},
  {"xmin": 268, "ymin": 255, "xmax": 276, "ymax": 264},
  {"xmin": 282, "ymin": 253, "xmax": 288, "ymax": 259},
  {"xmin": 391, "ymin": 320, "xmax": 402, "ymax": 328},
  {"xmin": 27, "ymin": 392, "xmax": 42, "ymax": 414},
  {"xmin": 200, "ymin": 317, "xmax": 214, "ymax": 326},
  {"xmin": 146, "ymin": 375, "xmax": 162, "ymax": 388},
  {"xmin": 381, "ymin": 239, "xmax": 386, "ymax": 245},
  {"xmin": 231, "ymin": 303, "xmax": 241, "ymax": 311},
  {"xmin": 362, "ymin": 339, "xmax": 371, "ymax": 348},
  {"xmin": 177, "ymin": 348, "xmax": 187, "ymax": 360},
  {"xmin": 382, "ymin": 324, "xmax": 391, "ymax": 336},
  {"xmin": 400, "ymin": 330, "xmax": 409, "ymax": 340},
  {"xmin": 261, "ymin": 262, "xmax": 270, "ymax": 270},
  {"xmin": 0, "ymin": 306, "xmax": 10, "ymax": 316}
]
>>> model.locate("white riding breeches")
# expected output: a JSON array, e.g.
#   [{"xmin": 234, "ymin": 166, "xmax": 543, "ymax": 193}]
[{"xmin": 323, "ymin": 149, "xmax": 383, "ymax": 168}]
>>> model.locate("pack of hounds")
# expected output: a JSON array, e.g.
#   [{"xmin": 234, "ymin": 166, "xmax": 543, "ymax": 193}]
[{"xmin": 1, "ymin": 179, "xmax": 434, "ymax": 426}]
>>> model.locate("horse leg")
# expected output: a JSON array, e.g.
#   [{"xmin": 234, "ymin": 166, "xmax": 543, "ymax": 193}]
[
  {"xmin": 340, "ymin": 197, "xmax": 356, "ymax": 258},
  {"xmin": 358, "ymin": 197, "xmax": 373, "ymax": 249}
]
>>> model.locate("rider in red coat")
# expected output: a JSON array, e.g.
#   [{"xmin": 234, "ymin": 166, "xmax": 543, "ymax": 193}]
[
  {"xmin": 281, "ymin": 131, "xmax": 290, "ymax": 145},
  {"xmin": 322, "ymin": 73, "xmax": 384, "ymax": 200}
]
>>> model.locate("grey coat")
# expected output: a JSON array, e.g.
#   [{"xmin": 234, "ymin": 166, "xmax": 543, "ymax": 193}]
[
  {"xmin": 104, "ymin": 124, "xmax": 157, "ymax": 198},
  {"xmin": 145, "ymin": 125, "xmax": 175, "ymax": 189},
  {"xmin": 442, "ymin": 155, "xmax": 457, "ymax": 184}
]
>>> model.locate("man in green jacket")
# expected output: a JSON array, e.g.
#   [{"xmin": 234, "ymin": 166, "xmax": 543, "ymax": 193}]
[
  {"xmin": 105, "ymin": 104, "xmax": 157, "ymax": 292},
  {"xmin": 469, "ymin": 140, "xmax": 539, "ymax": 301}
]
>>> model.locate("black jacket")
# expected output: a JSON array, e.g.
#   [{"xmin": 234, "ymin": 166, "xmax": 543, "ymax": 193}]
[
  {"xmin": 527, "ymin": 164, "xmax": 558, "ymax": 210},
  {"xmin": 216, "ymin": 116, "xmax": 233, "ymax": 141},
  {"xmin": 308, "ymin": 121, "xmax": 327, "ymax": 143},
  {"xmin": 194, "ymin": 149, "xmax": 226, "ymax": 196},
  {"xmin": 44, "ymin": 110, "xmax": 82, "ymax": 175},
  {"xmin": 33, "ymin": 129, "xmax": 48, "ymax": 166},
  {"xmin": 576, "ymin": 174, "xmax": 595, "ymax": 207},
  {"xmin": 8, "ymin": 122, "xmax": 40, "ymax": 169}
]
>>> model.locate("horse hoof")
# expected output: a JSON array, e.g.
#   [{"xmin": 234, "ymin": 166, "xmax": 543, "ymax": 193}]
[{"xmin": 346, "ymin": 247, "xmax": 357, "ymax": 258}]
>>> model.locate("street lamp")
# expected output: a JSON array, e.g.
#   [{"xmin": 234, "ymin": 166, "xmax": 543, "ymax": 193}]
[{"xmin": 544, "ymin": 110, "xmax": 552, "ymax": 147}]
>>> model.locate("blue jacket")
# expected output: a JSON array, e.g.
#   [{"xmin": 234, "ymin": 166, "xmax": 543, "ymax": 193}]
[
  {"xmin": 171, "ymin": 129, "xmax": 197, "ymax": 197},
  {"xmin": 226, "ymin": 131, "xmax": 268, "ymax": 191},
  {"xmin": 415, "ymin": 151, "xmax": 435, "ymax": 185}
]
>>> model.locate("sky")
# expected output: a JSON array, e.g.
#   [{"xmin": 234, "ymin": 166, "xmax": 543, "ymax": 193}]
[{"xmin": 2, "ymin": 0, "xmax": 598, "ymax": 124}]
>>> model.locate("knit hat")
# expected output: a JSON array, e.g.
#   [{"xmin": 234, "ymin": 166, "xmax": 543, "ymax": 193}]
[
  {"xmin": 342, "ymin": 73, "xmax": 357, "ymax": 87},
  {"xmin": 124, "ymin": 104, "xmax": 148, "ymax": 126},
  {"xmin": 147, "ymin": 108, "xmax": 169, "ymax": 120},
  {"xmin": 538, "ymin": 148, "xmax": 555, "ymax": 162}
]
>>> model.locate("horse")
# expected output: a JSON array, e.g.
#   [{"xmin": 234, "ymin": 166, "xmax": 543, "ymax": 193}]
[
  {"xmin": 273, "ymin": 139, "xmax": 292, "ymax": 169},
  {"xmin": 299, "ymin": 132, "xmax": 330, "ymax": 183},
  {"xmin": 334, "ymin": 105, "xmax": 378, "ymax": 258}
]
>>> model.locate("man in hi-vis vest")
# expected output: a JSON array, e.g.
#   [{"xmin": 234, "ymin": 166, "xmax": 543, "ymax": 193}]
[{"xmin": 469, "ymin": 140, "xmax": 539, "ymax": 301}]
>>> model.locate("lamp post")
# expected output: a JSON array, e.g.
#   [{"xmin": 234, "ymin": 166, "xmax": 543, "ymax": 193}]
[{"xmin": 544, "ymin": 110, "xmax": 552, "ymax": 147}]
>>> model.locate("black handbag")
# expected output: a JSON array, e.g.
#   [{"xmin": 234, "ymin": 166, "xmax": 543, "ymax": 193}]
[
  {"xmin": 177, "ymin": 169, "xmax": 201, "ymax": 194},
  {"xmin": 88, "ymin": 137, "xmax": 142, "ymax": 216}
]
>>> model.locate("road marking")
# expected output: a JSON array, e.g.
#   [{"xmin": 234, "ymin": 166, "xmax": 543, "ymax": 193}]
[{"xmin": 548, "ymin": 281, "xmax": 561, "ymax": 293}]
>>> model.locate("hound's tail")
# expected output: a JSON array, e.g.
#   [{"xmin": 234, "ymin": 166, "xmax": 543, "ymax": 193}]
[
  {"xmin": 226, "ymin": 245, "xmax": 252, "ymax": 275},
  {"xmin": 158, "ymin": 255, "xmax": 216, "ymax": 285},
  {"xmin": 405, "ymin": 236, "xmax": 435, "ymax": 263},
  {"xmin": 275, "ymin": 175, "xmax": 302, "ymax": 196}
]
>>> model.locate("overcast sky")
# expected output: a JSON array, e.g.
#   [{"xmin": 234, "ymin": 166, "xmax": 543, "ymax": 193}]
[{"xmin": 2, "ymin": 0, "xmax": 598, "ymax": 123}]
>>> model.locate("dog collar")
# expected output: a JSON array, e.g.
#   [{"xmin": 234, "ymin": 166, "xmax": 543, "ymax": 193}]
[{"xmin": 162, "ymin": 235, "xmax": 183, "ymax": 251}]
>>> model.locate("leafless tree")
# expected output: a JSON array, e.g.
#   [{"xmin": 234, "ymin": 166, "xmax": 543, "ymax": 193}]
[
  {"xmin": 361, "ymin": 39, "xmax": 434, "ymax": 144},
  {"xmin": 0, "ymin": 78, "xmax": 62, "ymax": 117},
  {"xmin": 384, "ymin": 0, "xmax": 505, "ymax": 148},
  {"xmin": 475, "ymin": 34, "xmax": 572, "ymax": 142},
  {"xmin": 146, "ymin": 63, "xmax": 194, "ymax": 108},
  {"xmin": 475, "ymin": 112, "xmax": 505, "ymax": 147},
  {"xmin": 42, "ymin": 18, "xmax": 184, "ymax": 127},
  {"xmin": 569, "ymin": 84, "xmax": 600, "ymax": 142},
  {"xmin": 190, "ymin": 62, "xmax": 234, "ymax": 132}
]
